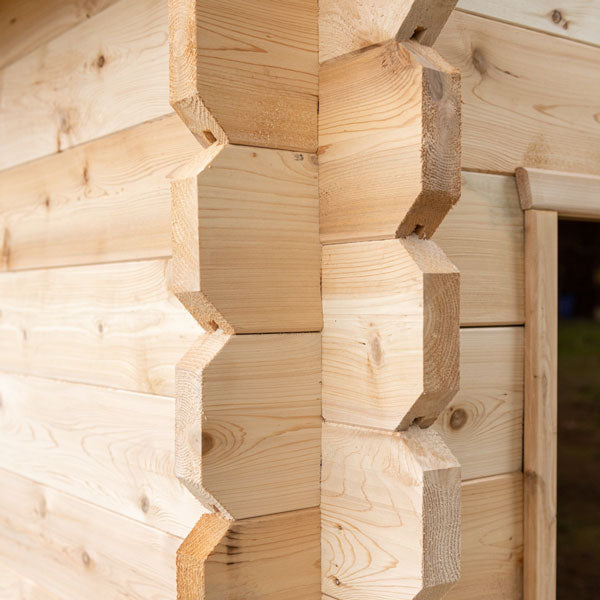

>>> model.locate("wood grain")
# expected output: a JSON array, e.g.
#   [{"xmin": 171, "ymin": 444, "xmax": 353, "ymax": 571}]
[
  {"xmin": 322, "ymin": 237, "xmax": 459, "ymax": 431},
  {"xmin": 0, "ymin": 0, "xmax": 119, "ymax": 70},
  {"xmin": 524, "ymin": 209, "xmax": 557, "ymax": 600},
  {"xmin": 172, "ymin": 143, "xmax": 321, "ymax": 334},
  {"xmin": 457, "ymin": 1, "xmax": 600, "ymax": 47},
  {"xmin": 0, "ymin": 372, "xmax": 203, "ymax": 538},
  {"xmin": 445, "ymin": 473, "xmax": 523, "ymax": 600},
  {"xmin": 0, "ymin": 0, "xmax": 170, "ymax": 171},
  {"xmin": 517, "ymin": 167, "xmax": 600, "ymax": 219},
  {"xmin": 434, "ymin": 172, "xmax": 524, "ymax": 326},
  {"xmin": 319, "ymin": 40, "xmax": 461, "ymax": 243},
  {"xmin": 319, "ymin": 0, "xmax": 458, "ymax": 62},
  {"xmin": 434, "ymin": 10, "xmax": 600, "ymax": 175},
  {"xmin": 176, "ymin": 332, "xmax": 321, "ymax": 519},
  {"xmin": 434, "ymin": 327, "xmax": 523, "ymax": 481},
  {"xmin": 0, "ymin": 562, "xmax": 62, "ymax": 600},
  {"xmin": 0, "ymin": 259, "xmax": 202, "ymax": 396},
  {"xmin": 322, "ymin": 423, "xmax": 461, "ymax": 599},
  {"xmin": 0, "ymin": 467, "xmax": 181, "ymax": 600},
  {"xmin": 0, "ymin": 114, "xmax": 197, "ymax": 272},
  {"xmin": 178, "ymin": 509, "xmax": 320, "ymax": 600},
  {"xmin": 169, "ymin": 0, "xmax": 318, "ymax": 152},
  {"xmin": 0, "ymin": 163, "xmax": 524, "ymax": 323}
]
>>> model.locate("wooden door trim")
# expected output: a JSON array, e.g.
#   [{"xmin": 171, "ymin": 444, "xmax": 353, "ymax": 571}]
[{"xmin": 517, "ymin": 168, "xmax": 600, "ymax": 600}]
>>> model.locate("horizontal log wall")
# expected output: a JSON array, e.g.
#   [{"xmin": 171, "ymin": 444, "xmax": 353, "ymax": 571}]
[{"xmin": 0, "ymin": 0, "xmax": 598, "ymax": 597}]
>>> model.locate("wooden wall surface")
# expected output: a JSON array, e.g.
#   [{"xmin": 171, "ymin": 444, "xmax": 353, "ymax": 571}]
[{"xmin": 0, "ymin": 0, "xmax": 598, "ymax": 598}]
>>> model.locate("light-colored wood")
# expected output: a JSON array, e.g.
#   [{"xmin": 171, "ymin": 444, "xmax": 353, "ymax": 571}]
[
  {"xmin": 0, "ymin": 0, "xmax": 170, "ymax": 171},
  {"xmin": 0, "ymin": 467, "xmax": 181, "ymax": 600},
  {"xmin": 434, "ymin": 326, "xmax": 523, "ymax": 481},
  {"xmin": 0, "ymin": 165, "xmax": 524, "ymax": 324},
  {"xmin": 178, "ymin": 508, "xmax": 320, "ymax": 600},
  {"xmin": 0, "ymin": 0, "xmax": 119, "ymax": 70},
  {"xmin": 517, "ymin": 167, "xmax": 600, "ymax": 220},
  {"xmin": 0, "ymin": 114, "xmax": 197, "ymax": 272},
  {"xmin": 434, "ymin": 171, "xmax": 524, "ymax": 326},
  {"xmin": 169, "ymin": 0, "xmax": 318, "ymax": 152},
  {"xmin": 319, "ymin": 0, "xmax": 458, "ymax": 62},
  {"xmin": 176, "ymin": 332, "xmax": 320, "ymax": 520},
  {"xmin": 0, "ymin": 372, "xmax": 203, "ymax": 538},
  {"xmin": 172, "ymin": 143, "xmax": 321, "ymax": 334},
  {"xmin": 322, "ymin": 423, "xmax": 461, "ymax": 599},
  {"xmin": 434, "ymin": 11, "xmax": 600, "ymax": 175},
  {"xmin": 445, "ymin": 473, "xmax": 523, "ymax": 600},
  {"xmin": 319, "ymin": 40, "xmax": 461, "ymax": 243},
  {"xmin": 322, "ymin": 237, "xmax": 459, "ymax": 431},
  {"xmin": 0, "ymin": 562, "xmax": 62, "ymax": 600},
  {"xmin": 457, "ymin": 1, "xmax": 600, "ymax": 47},
  {"xmin": 524, "ymin": 209, "xmax": 557, "ymax": 600},
  {"xmin": 0, "ymin": 258, "xmax": 202, "ymax": 396}
]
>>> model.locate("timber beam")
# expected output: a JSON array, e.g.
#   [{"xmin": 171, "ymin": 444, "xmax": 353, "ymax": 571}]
[
  {"xmin": 168, "ymin": 0, "xmax": 463, "ymax": 598},
  {"xmin": 319, "ymin": 2, "xmax": 462, "ymax": 600}
]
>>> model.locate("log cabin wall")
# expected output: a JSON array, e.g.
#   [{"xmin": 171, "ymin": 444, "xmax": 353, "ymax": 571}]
[{"xmin": 0, "ymin": 0, "xmax": 598, "ymax": 598}]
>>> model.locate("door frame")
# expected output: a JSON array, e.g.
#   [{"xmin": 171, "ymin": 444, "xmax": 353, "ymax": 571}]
[{"xmin": 516, "ymin": 167, "xmax": 600, "ymax": 600}]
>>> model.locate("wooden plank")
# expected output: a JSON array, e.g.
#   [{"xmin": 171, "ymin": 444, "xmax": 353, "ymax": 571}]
[
  {"xmin": 0, "ymin": 259, "xmax": 202, "ymax": 396},
  {"xmin": 319, "ymin": 0, "xmax": 458, "ymax": 62},
  {"xmin": 457, "ymin": 1, "xmax": 600, "ymax": 47},
  {"xmin": 0, "ymin": 468, "xmax": 181, "ymax": 600},
  {"xmin": 0, "ymin": 166, "xmax": 524, "ymax": 325},
  {"xmin": 445, "ymin": 473, "xmax": 523, "ymax": 600},
  {"xmin": 322, "ymin": 237, "xmax": 459, "ymax": 431},
  {"xmin": 319, "ymin": 40, "xmax": 461, "ymax": 243},
  {"xmin": 434, "ymin": 172, "xmax": 524, "ymax": 326},
  {"xmin": 0, "ymin": 372, "xmax": 203, "ymax": 538},
  {"xmin": 434, "ymin": 11, "xmax": 600, "ymax": 175},
  {"xmin": 169, "ymin": 0, "xmax": 318, "ymax": 152},
  {"xmin": 176, "ymin": 332, "xmax": 321, "ymax": 519},
  {"xmin": 0, "ymin": 0, "xmax": 170, "ymax": 171},
  {"xmin": 434, "ymin": 327, "xmax": 524, "ymax": 481},
  {"xmin": 517, "ymin": 167, "xmax": 600, "ymax": 219},
  {"xmin": 0, "ymin": 562, "xmax": 62, "ymax": 600},
  {"xmin": 0, "ymin": 114, "xmax": 197, "ymax": 272},
  {"xmin": 524, "ymin": 209, "xmax": 557, "ymax": 600},
  {"xmin": 0, "ymin": 0, "xmax": 119, "ymax": 70},
  {"xmin": 172, "ymin": 143, "xmax": 321, "ymax": 334},
  {"xmin": 322, "ymin": 423, "xmax": 461, "ymax": 599},
  {"xmin": 178, "ymin": 509, "xmax": 320, "ymax": 600}
]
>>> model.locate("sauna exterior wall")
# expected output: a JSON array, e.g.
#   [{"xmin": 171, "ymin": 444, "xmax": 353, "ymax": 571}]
[{"xmin": 0, "ymin": 0, "xmax": 599, "ymax": 597}]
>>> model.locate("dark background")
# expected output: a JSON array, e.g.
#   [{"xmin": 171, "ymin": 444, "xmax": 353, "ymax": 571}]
[{"xmin": 557, "ymin": 220, "xmax": 600, "ymax": 599}]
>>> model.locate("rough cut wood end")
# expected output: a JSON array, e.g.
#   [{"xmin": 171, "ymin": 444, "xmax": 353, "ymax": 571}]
[
  {"xmin": 322, "ymin": 423, "xmax": 461, "ymax": 599},
  {"xmin": 319, "ymin": 40, "xmax": 461, "ymax": 244},
  {"xmin": 319, "ymin": 0, "xmax": 458, "ymax": 62},
  {"xmin": 171, "ymin": 143, "xmax": 321, "ymax": 334},
  {"xmin": 175, "ymin": 332, "xmax": 321, "ymax": 520},
  {"xmin": 169, "ymin": 0, "xmax": 318, "ymax": 151},
  {"xmin": 178, "ymin": 509, "xmax": 321, "ymax": 600},
  {"xmin": 322, "ymin": 237, "xmax": 460, "ymax": 431}
]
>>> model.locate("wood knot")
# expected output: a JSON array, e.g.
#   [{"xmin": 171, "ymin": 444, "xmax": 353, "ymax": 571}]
[
  {"xmin": 140, "ymin": 495, "xmax": 150, "ymax": 513},
  {"xmin": 294, "ymin": 153, "xmax": 304, "ymax": 161},
  {"xmin": 472, "ymin": 48, "xmax": 487, "ymax": 75},
  {"xmin": 333, "ymin": 577, "xmax": 342, "ymax": 586},
  {"xmin": 96, "ymin": 54, "xmax": 105, "ymax": 69},
  {"xmin": 449, "ymin": 408, "xmax": 467, "ymax": 430},
  {"xmin": 81, "ymin": 550, "xmax": 92, "ymax": 568},
  {"xmin": 202, "ymin": 432, "xmax": 215, "ymax": 456},
  {"xmin": 368, "ymin": 334, "xmax": 383, "ymax": 366},
  {"xmin": 551, "ymin": 9, "xmax": 562, "ymax": 23}
]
